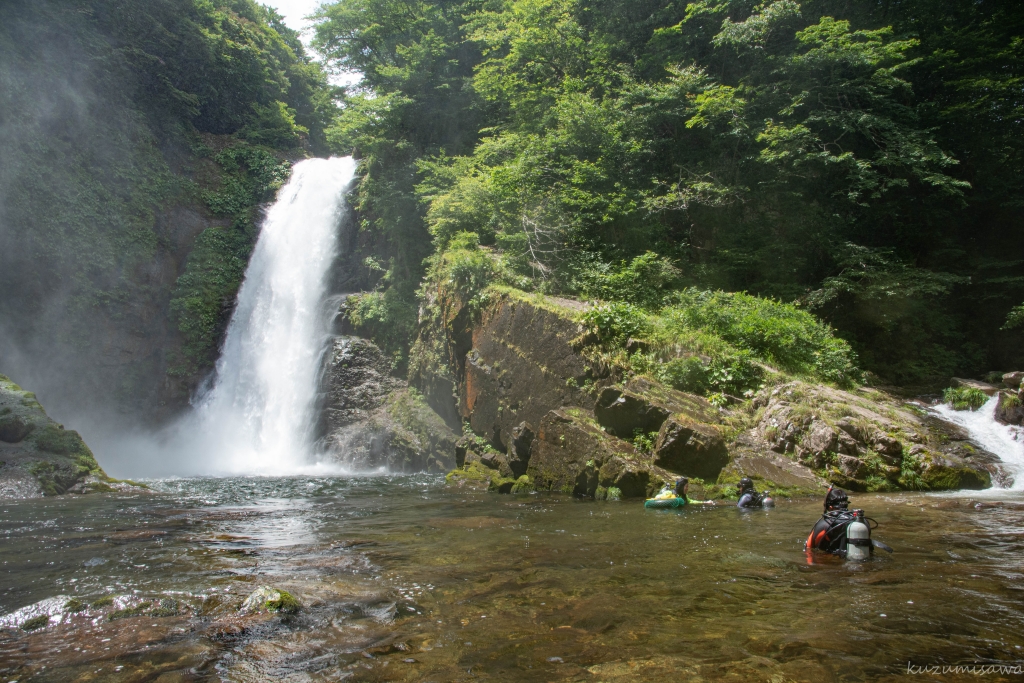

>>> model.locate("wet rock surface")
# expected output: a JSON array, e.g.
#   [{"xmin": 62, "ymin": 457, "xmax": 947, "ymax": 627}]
[
  {"xmin": 995, "ymin": 390, "xmax": 1024, "ymax": 426},
  {"xmin": 0, "ymin": 374, "xmax": 106, "ymax": 498},
  {"xmin": 320, "ymin": 337, "xmax": 457, "ymax": 472},
  {"xmin": 428, "ymin": 291, "xmax": 1004, "ymax": 496},
  {"xmin": 455, "ymin": 293, "xmax": 609, "ymax": 453},
  {"xmin": 743, "ymin": 381, "xmax": 995, "ymax": 492}
]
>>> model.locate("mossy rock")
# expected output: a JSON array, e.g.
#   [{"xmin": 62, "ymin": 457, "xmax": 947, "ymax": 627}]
[
  {"xmin": 109, "ymin": 603, "xmax": 151, "ymax": 621},
  {"xmin": 150, "ymin": 598, "xmax": 182, "ymax": 617},
  {"xmin": 922, "ymin": 465, "xmax": 991, "ymax": 491},
  {"xmin": 595, "ymin": 485, "xmax": 623, "ymax": 501},
  {"xmin": 446, "ymin": 461, "xmax": 497, "ymax": 490},
  {"xmin": 510, "ymin": 475, "xmax": 533, "ymax": 494},
  {"xmin": 241, "ymin": 585, "xmax": 300, "ymax": 614},
  {"xmin": 266, "ymin": 591, "xmax": 299, "ymax": 614},
  {"xmin": 64, "ymin": 598, "xmax": 87, "ymax": 613},
  {"xmin": 91, "ymin": 595, "xmax": 116, "ymax": 608},
  {"xmin": 0, "ymin": 374, "xmax": 106, "ymax": 498},
  {"xmin": 21, "ymin": 615, "xmax": 49, "ymax": 631}
]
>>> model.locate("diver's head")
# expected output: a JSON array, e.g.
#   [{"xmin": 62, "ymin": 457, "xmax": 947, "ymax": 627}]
[
  {"xmin": 825, "ymin": 487, "xmax": 849, "ymax": 511},
  {"xmin": 738, "ymin": 477, "xmax": 755, "ymax": 493},
  {"xmin": 674, "ymin": 477, "xmax": 689, "ymax": 496}
]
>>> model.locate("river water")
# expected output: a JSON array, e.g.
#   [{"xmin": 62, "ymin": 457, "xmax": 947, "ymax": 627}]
[{"xmin": 2, "ymin": 478, "xmax": 1023, "ymax": 682}]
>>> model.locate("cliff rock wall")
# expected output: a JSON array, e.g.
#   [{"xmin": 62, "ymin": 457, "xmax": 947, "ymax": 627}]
[{"xmin": 428, "ymin": 289, "xmax": 998, "ymax": 497}]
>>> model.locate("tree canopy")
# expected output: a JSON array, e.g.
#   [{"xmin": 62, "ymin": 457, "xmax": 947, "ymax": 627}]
[{"xmin": 316, "ymin": 0, "xmax": 1024, "ymax": 385}]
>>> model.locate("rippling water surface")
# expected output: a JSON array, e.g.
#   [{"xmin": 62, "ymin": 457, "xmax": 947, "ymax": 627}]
[{"xmin": 2, "ymin": 477, "xmax": 1023, "ymax": 682}]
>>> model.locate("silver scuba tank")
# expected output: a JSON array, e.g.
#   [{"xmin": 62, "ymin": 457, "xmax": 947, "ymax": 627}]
[{"xmin": 846, "ymin": 509, "xmax": 871, "ymax": 561}]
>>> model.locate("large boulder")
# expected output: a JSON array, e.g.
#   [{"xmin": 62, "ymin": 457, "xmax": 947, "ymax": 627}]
[
  {"xmin": 995, "ymin": 391, "xmax": 1024, "ymax": 426},
  {"xmin": 746, "ymin": 381, "xmax": 997, "ymax": 492},
  {"xmin": 593, "ymin": 379, "xmax": 729, "ymax": 481},
  {"xmin": 1002, "ymin": 371, "xmax": 1024, "ymax": 389},
  {"xmin": 652, "ymin": 415, "xmax": 729, "ymax": 481},
  {"xmin": 594, "ymin": 387, "xmax": 670, "ymax": 438},
  {"xmin": 0, "ymin": 375, "xmax": 106, "ymax": 498},
  {"xmin": 319, "ymin": 337, "xmax": 456, "ymax": 472},
  {"xmin": 720, "ymin": 432, "xmax": 825, "ymax": 494},
  {"xmin": 455, "ymin": 293, "xmax": 610, "ymax": 453},
  {"xmin": 951, "ymin": 377, "xmax": 999, "ymax": 396},
  {"xmin": 527, "ymin": 409, "xmax": 674, "ymax": 499}
]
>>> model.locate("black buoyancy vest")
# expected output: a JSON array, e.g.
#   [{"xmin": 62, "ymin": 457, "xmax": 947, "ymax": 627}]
[{"xmin": 806, "ymin": 510, "xmax": 856, "ymax": 554}]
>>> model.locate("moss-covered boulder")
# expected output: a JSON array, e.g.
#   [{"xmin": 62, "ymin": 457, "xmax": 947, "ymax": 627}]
[
  {"xmin": 995, "ymin": 390, "xmax": 1024, "ymax": 426},
  {"xmin": 0, "ymin": 374, "xmax": 106, "ymax": 498},
  {"xmin": 527, "ymin": 408, "xmax": 674, "ymax": 498},
  {"xmin": 739, "ymin": 381, "xmax": 998, "ymax": 492}
]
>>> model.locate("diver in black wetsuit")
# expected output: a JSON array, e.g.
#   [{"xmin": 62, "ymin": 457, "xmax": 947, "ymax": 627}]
[
  {"xmin": 736, "ymin": 477, "xmax": 774, "ymax": 508},
  {"xmin": 804, "ymin": 487, "xmax": 852, "ymax": 554}
]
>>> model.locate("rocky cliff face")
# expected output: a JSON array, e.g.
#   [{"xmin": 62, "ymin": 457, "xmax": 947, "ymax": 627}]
[
  {"xmin": 424, "ymin": 289, "xmax": 998, "ymax": 497},
  {"xmin": 430, "ymin": 292, "xmax": 739, "ymax": 497},
  {"xmin": 0, "ymin": 375, "xmax": 107, "ymax": 498},
  {"xmin": 318, "ymin": 337, "xmax": 456, "ymax": 473}
]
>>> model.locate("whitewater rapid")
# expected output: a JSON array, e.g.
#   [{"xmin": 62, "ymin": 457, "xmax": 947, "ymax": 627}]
[{"xmin": 929, "ymin": 395, "xmax": 1024, "ymax": 491}]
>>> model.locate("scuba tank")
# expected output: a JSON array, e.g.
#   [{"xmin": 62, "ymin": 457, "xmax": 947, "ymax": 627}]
[
  {"xmin": 845, "ymin": 509, "xmax": 872, "ymax": 561},
  {"xmin": 761, "ymin": 490, "xmax": 775, "ymax": 508}
]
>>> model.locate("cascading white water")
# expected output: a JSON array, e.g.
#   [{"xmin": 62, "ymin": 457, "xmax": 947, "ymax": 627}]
[
  {"xmin": 188, "ymin": 156, "xmax": 358, "ymax": 475},
  {"xmin": 930, "ymin": 396, "xmax": 1024, "ymax": 490}
]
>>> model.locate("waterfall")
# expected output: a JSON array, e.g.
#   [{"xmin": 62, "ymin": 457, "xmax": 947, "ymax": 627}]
[
  {"xmin": 929, "ymin": 396, "xmax": 1024, "ymax": 490},
  {"xmin": 187, "ymin": 156, "xmax": 357, "ymax": 475}
]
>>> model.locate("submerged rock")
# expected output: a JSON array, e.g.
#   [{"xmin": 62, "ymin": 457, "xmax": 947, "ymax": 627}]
[{"xmin": 0, "ymin": 374, "xmax": 106, "ymax": 498}]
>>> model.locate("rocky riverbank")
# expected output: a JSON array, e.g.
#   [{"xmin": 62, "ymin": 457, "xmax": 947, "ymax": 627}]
[
  {"xmin": 0, "ymin": 375, "xmax": 108, "ymax": 498},
  {"xmin": 391, "ymin": 288, "xmax": 999, "ymax": 498}
]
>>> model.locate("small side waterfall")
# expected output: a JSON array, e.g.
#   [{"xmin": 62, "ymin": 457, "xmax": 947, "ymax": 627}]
[
  {"xmin": 189, "ymin": 156, "xmax": 357, "ymax": 475},
  {"xmin": 929, "ymin": 396, "xmax": 1024, "ymax": 490}
]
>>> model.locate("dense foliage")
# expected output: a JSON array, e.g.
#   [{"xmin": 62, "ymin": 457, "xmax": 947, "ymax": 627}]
[
  {"xmin": 0, "ymin": 0, "xmax": 337, "ymax": 413},
  {"xmin": 316, "ymin": 0, "xmax": 1024, "ymax": 386}
]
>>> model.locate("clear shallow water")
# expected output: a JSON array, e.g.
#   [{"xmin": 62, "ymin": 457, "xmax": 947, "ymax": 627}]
[{"xmin": 2, "ymin": 477, "xmax": 1024, "ymax": 682}]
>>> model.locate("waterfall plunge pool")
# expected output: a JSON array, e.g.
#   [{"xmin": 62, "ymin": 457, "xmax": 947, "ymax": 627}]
[{"xmin": 2, "ymin": 477, "xmax": 1023, "ymax": 682}]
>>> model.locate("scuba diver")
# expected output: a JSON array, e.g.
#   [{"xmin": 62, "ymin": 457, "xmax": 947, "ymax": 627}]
[
  {"xmin": 644, "ymin": 478, "xmax": 716, "ymax": 509},
  {"xmin": 736, "ymin": 477, "xmax": 775, "ymax": 509},
  {"xmin": 804, "ymin": 485, "xmax": 893, "ymax": 560}
]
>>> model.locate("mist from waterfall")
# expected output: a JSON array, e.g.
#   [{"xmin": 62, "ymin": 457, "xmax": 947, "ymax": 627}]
[{"xmin": 929, "ymin": 396, "xmax": 1024, "ymax": 491}]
